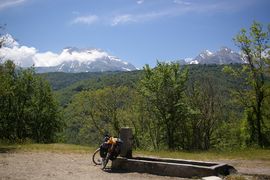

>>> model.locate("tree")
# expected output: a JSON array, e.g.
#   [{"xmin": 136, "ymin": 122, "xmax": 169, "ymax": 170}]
[
  {"xmin": 63, "ymin": 91, "xmax": 100, "ymax": 145},
  {"xmin": 29, "ymin": 76, "xmax": 63, "ymax": 143},
  {"xmin": 187, "ymin": 76, "xmax": 225, "ymax": 150},
  {"xmin": 94, "ymin": 86, "xmax": 132, "ymax": 135},
  {"xmin": 0, "ymin": 60, "xmax": 62, "ymax": 142},
  {"xmin": 132, "ymin": 92, "xmax": 163, "ymax": 150},
  {"xmin": 224, "ymin": 21, "xmax": 270, "ymax": 147},
  {"xmin": 0, "ymin": 60, "xmax": 17, "ymax": 139},
  {"xmin": 63, "ymin": 86, "xmax": 133, "ymax": 144},
  {"xmin": 139, "ymin": 62, "xmax": 190, "ymax": 150}
]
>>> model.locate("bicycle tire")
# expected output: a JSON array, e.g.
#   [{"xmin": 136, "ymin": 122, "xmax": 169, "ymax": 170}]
[
  {"xmin": 92, "ymin": 148, "xmax": 102, "ymax": 165},
  {"xmin": 101, "ymin": 152, "xmax": 110, "ymax": 170}
]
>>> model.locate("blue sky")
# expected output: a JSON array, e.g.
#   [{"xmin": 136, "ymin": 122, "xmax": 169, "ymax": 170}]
[{"xmin": 0, "ymin": 0, "xmax": 270, "ymax": 68}]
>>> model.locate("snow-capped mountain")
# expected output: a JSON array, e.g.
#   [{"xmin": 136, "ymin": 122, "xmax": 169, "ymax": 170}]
[
  {"xmin": 1, "ymin": 34, "xmax": 245, "ymax": 72},
  {"xmin": 35, "ymin": 47, "xmax": 137, "ymax": 73},
  {"xmin": 178, "ymin": 47, "xmax": 244, "ymax": 65},
  {"xmin": 190, "ymin": 50, "xmax": 213, "ymax": 64},
  {"xmin": 0, "ymin": 34, "xmax": 137, "ymax": 73},
  {"xmin": 0, "ymin": 34, "xmax": 19, "ymax": 48},
  {"xmin": 190, "ymin": 47, "xmax": 244, "ymax": 65}
]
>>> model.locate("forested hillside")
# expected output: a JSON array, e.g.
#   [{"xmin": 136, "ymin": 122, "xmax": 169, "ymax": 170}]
[
  {"xmin": 40, "ymin": 65, "xmax": 234, "ymax": 105},
  {"xmin": 38, "ymin": 63, "xmax": 250, "ymax": 149},
  {"xmin": 39, "ymin": 70, "xmax": 142, "ymax": 106}
]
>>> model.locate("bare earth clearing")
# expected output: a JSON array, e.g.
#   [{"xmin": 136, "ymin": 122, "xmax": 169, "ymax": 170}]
[
  {"xmin": 0, "ymin": 152, "xmax": 187, "ymax": 180},
  {"xmin": 0, "ymin": 152, "xmax": 270, "ymax": 180}
]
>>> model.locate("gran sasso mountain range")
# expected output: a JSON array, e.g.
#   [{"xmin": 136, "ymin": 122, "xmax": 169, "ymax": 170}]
[{"xmin": 0, "ymin": 34, "xmax": 245, "ymax": 73}]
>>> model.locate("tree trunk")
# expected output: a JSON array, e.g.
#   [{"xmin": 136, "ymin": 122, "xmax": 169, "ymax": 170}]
[{"xmin": 256, "ymin": 93, "xmax": 263, "ymax": 147}]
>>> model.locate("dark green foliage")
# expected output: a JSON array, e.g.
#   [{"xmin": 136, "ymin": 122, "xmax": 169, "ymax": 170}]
[
  {"xmin": 40, "ymin": 70, "xmax": 142, "ymax": 106},
  {"xmin": 224, "ymin": 21, "xmax": 270, "ymax": 147},
  {"xmin": 0, "ymin": 60, "xmax": 63, "ymax": 143},
  {"xmin": 37, "ymin": 71, "xmax": 113, "ymax": 90},
  {"xmin": 138, "ymin": 62, "xmax": 190, "ymax": 150},
  {"xmin": 45, "ymin": 63, "xmax": 247, "ymax": 150},
  {"xmin": 62, "ymin": 86, "xmax": 134, "ymax": 145},
  {"xmin": 58, "ymin": 62, "xmax": 247, "ymax": 150}
]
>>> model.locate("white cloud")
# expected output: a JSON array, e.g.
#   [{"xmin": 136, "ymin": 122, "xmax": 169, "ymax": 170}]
[
  {"xmin": 0, "ymin": 45, "xmax": 37, "ymax": 67},
  {"xmin": 71, "ymin": 15, "xmax": 99, "ymax": 25},
  {"xmin": 0, "ymin": 0, "xmax": 26, "ymax": 10},
  {"xmin": 111, "ymin": 14, "xmax": 135, "ymax": 26},
  {"xmin": 137, "ymin": 0, "xmax": 144, "ymax": 5},
  {"xmin": 0, "ymin": 34, "xmax": 111, "ymax": 67},
  {"xmin": 56, "ymin": 49, "xmax": 108, "ymax": 64},
  {"xmin": 173, "ymin": 0, "xmax": 191, "ymax": 6},
  {"xmin": 109, "ymin": 0, "xmax": 255, "ymax": 26},
  {"xmin": 111, "ymin": 9, "xmax": 183, "ymax": 26},
  {"xmin": 69, "ymin": 1, "xmax": 254, "ymax": 27},
  {"xmin": 33, "ymin": 51, "xmax": 60, "ymax": 67},
  {"xmin": 109, "ymin": 2, "xmax": 197, "ymax": 26},
  {"xmin": 33, "ymin": 48, "xmax": 109, "ymax": 67}
]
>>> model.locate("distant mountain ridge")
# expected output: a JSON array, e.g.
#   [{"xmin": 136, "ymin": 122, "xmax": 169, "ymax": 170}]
[
  {"xmin": 179, "ymin": 47, "xmax": 245, "ymax": 65},
  {"xmin": 1, "ymin": 34, "xmax": 245, "ymax": 73},
  {"xmin": 43, "ymin": 47, "xmax": 244, "ymax": 73},
  {"xmin": 35, "ymin": 47, "xmax": 137, "ymax": 73}
]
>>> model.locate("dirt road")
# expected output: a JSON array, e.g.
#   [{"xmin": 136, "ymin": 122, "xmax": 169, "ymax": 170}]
[
  {"xmin": 0, "ymin": 152, "xmax": 187, "ymax": 180},
  {"xmin": 1, "ymin": 152, "xmax": 270, "ymax": 180}
]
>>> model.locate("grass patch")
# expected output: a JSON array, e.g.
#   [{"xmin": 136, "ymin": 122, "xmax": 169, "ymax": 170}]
[
  {"xmin": 134, "ymin": 148, "xmax": 270, "ymax": 161},
  {"xmin": 0, "ymin": 143, "xmax": 96, "ymax": 154},
  {"xmin": 224, "ymin": 175, "xmax": 247, "ymax": 180},
  {"xmin": 1, "ymin": 143, "xmax": 270, "ymax": 162}
]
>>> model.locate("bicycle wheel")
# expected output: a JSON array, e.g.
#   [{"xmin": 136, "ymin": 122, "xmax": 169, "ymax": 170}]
[
  {"xmin": 92, "ymin": 148, "xmax": 102, "ymax": 165},
  {"xmin": 101, "ymin": 153, "xmax": 110, "ymax": 170}
]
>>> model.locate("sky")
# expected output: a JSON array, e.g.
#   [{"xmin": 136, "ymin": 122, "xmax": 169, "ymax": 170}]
[{"xmin": 0, "ymin": 0, "xmax": 270, "ymax": 68}]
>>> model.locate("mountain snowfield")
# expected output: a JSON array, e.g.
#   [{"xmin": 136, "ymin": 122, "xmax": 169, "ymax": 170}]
[
  {"xmin": 185, "ymin": 47, "xmax": 245, "ymax": 65},
  {"xmin": 0, "ymin": 34, "xmax": 137, "ymax": 73},
  {"xmin": 1, "ymin": 34, "xmax": 245, "ymax": 73},
  {"xmin": 35, "ymin": 48, "xmax": 137, "ymax": 73}
]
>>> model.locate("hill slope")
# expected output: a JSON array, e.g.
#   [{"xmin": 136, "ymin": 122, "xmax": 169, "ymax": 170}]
[{"xmin": 39, "ymin": 64, "xmax": 240, "ymax": 106}]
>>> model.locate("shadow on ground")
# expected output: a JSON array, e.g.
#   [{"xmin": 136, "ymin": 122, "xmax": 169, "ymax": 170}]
[
  {"xmin": 103, "ymin": 168, "xmax": 132, "ymax": 174},
  {"xmin": 0, "ymin": 146, "xmax": 17, "ymax": 153}
]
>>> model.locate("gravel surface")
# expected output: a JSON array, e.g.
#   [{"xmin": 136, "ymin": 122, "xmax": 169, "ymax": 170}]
[
  {"xmin": 221, "ymin": 159, "xmax": 270, "ymax": 176},
  {"xmin": 0, "ymin": 152, "xmax": 188, "ymax": 180},
  {"xmin": 1, "ymin": 152, "xmax": 269, "ymax": 180}
]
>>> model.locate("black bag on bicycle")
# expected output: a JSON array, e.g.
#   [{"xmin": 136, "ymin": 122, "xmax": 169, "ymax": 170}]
[{"xmin": 99, "ymin": 143, "xmax": 109, "ymax": 158}]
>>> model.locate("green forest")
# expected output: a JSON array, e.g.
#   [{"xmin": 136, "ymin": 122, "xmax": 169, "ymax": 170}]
[{"xmin": 1, "ymin": 22, "xmax": 270, "ymax": 151}]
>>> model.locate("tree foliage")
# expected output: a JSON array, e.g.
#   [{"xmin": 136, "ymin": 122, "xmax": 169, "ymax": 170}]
[
  {"xmin": 224, "ymin": 21, "xmax": 270, "ymax": 147},
  {"xmin": 187, "ymin": 77, "xmax": 224, "ymax": 150},
  {"xmin": 60, "ymin": 63, "xmax": 248, "ymax": 150},
  {"xmin": 63, "ymin": 86, "xmax": 134, "ymax": 145},
  {"xmin": 0, "ymin": 60, "xmax": 63, "ymax": 143},
  {"xmin": 138, "ymin": 62, "xmax": 191, "ymax": 149}
]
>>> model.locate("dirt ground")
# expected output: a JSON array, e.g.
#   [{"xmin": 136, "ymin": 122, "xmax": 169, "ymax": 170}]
[
  {"xmin": 0, "ymin": 152, "xmax": 189, "ymax": 180},
  {"xmin": 220, "ymin": 159, "xmax": 270, "ymax": 177},
  {"xmin": 0, "ymin": 152, "xmax": 270, "ymax": 180}
]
